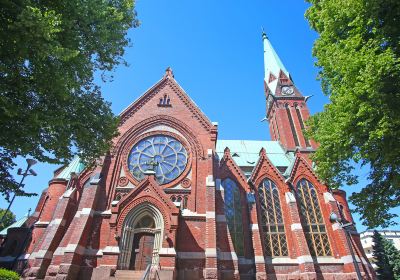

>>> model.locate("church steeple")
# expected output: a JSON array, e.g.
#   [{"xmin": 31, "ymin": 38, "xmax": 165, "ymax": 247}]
[
  {"xmin": 262, "ymin": 31, "xmax": 317, "ymax": 151},
  {"xmin": 262, "ymin": 29, "xmax": 291, "ymax": 95}
]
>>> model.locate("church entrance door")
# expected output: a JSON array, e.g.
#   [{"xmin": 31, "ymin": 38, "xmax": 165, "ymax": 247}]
[{"xmin": 129, "ymin": 232, "xmax": 155, "ymax": 270}]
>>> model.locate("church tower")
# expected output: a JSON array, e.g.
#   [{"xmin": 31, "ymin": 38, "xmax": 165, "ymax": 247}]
[
  {"xmin": 0, "ymin": 31, "xmax": 374, "ymax": 280},
  {"xmin": 263, "ymin": 31, "xmax": 317, "ymax": 151}
]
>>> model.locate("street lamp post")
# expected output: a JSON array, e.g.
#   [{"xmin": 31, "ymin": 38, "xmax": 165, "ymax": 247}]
[{"xmin": 0, "ymin": 158, "xmax": 37, "ymax": 226}]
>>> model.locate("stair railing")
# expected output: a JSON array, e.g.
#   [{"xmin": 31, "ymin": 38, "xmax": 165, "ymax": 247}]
[{"xmin": 140, "ymin": 264, "xmax": 151, "ymax": 280}]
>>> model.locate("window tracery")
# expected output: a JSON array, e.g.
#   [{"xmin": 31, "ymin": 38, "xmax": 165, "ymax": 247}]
[
  {"xmin": 169, "ymin": 194, "xmax": 188, "ymax": 209},
  {"xmin": 222, "ymin": 178, "xmax": 244, "ymax": 256},
  {"xmin": 258, "ymin": 178, "xmax": 288, "ymax": 256},
  {"xmin": 296, "ymin": 179, "xmax": 331, "ymax": 256},
  {"xmin": 128, "ymin": 135, "xmax": 188, "ymax": 184}
]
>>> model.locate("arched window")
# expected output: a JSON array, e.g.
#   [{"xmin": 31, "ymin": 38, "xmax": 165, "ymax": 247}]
[
  {"xmin": 258, "ymin": 179, "xmax": 288, "ymax": 256},
  {"xmin": 222, "ymin": 178, "xmax": 244, "ymax": 256},
  {"xmin": 296, "ymin": 179, "xmax": 331, "ymax": 256},
  {"xmin": 183, "ymin": 196, "xmax": 188, "ymax": 209}
]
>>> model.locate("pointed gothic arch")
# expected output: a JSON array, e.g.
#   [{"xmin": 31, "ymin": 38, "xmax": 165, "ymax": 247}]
[
  {"xmin": 222, "ymin": 178, "xmax": 245, "ymax": 256},
  {"xmin": 295, "ymin": 178, "xmax": 331, "ymax": 256},
  {"xmin": 118, "ymin": 203, "xmax": 164, "ymax": 270},
  {"xmin": 257, "ymin": 178, "xmax": 288, "ymax": 257}
]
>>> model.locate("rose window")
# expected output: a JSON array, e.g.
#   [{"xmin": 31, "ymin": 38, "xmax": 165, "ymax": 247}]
[{"xmin": 128, "ymin": 135, "xmax": 188, "ymax": 184}]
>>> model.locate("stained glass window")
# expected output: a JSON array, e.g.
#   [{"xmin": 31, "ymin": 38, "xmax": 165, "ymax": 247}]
[
  {"xmin": 296, "ymin": 179, "xmax": 331, "ymax": 256},
  {"xmin": 223, "ymin": 178, "xmax": 244, "ymax": 256},
  {"xmin": 258, "ymin": 179, "xmax": 288, "ymax": 256},
  {"xmin": 128, "ymin": 135, "xmax": 188, "ymax": 184}
]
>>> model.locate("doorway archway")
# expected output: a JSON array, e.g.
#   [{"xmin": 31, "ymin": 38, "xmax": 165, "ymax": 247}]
[{"xmin": 118, "ymin": 203, "xmax": 164, "ymax": 270}]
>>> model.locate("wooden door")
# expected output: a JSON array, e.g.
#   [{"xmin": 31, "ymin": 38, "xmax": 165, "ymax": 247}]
[{"xmin": 129, "ymin": 233, "xmax": 155, "ymax": 270}]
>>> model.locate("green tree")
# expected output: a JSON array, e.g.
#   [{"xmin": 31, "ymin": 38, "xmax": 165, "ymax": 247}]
[
  {"xmin": 305, "ymin": 0, "xmax": 400, "ymax": 227},
  {"xmin": 0, "ymin": 0, "xmax": 139, "ymax": 200},
  {"xmin": 0, "ymin": 209, "xmax": 16, "ymax": 231},
  {"xmin": 372, "ymin": 230, "xmax": 400, "ymax": 280},
  {"xmin": 384, "ymin": 237, "xmax": 400, "ymax": 280}
]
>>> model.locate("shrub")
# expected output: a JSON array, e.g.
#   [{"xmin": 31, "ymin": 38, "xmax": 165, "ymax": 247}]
[{"xmin": 0, "ymin": 268, "xmax": 19, "ymax": 280}]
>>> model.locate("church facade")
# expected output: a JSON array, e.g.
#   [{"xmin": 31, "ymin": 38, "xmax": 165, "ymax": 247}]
[{"xmin": 12, "ymin": 34, "xmax": 375, "ymax": 279}]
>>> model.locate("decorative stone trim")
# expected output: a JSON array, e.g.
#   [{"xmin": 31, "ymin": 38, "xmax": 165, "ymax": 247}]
[
  {"xmin": 111, "ymin": 200, "xmax": 118, "ymax": 206},
  {"xmin": 53, "ymin": 244, "xmax": 86, "ymax": 255},
  {"xmin": 285, "ymin": 192, "xmax": 296, "ymax": 204},
  {"xmin": 254, "ymin": 255, "xmax": 264, "ymax": 264},
  {"xmin": 323, "ymin": 192, "xmax": 336, "ymax": 203},
  {"xmin": 341, "ymin": 255, "xmax": 356, "ymax": 264},
  {"xmin": 206, "ymin": 175, "xmax": 215, "ymax": 187},
  {"xmin": 250, "ymin": 224, "xmax": 259, "ymax": 230},
  {"xmin": 332, "ymin": 223, "xmax": 341, "ymax": 231},
  {"xmin": 291, "ymin": 223, "xmax": 302, "ymax": 231},
  {"xmin": 102, "ymin": 246, "xmax": 120, "ymax": 255},
  {"xmin": 99, "ymin": 209, "xmax": 112, "ymax": 217},
  {"xmin": 90, "ymin": 173, "xmax": 101, "ymax": 185},
  {"xmin": 297, "ymin": 255, "xmax": 313, "ymax": 264},
  {"xmin": 207, "ymin": 149, "xmax": 213, "ymax": 156},
  {"xmin": 159, "ymin": 247, "xmax": 177, "ymax": 256},
  {"xmin": 205, "ymin": 248, "xmax": 217, "ymax": 257},
  {"xmin": 74, "ymin": 208, "xmax": 94, "ymax": 218},
  {"xmin": 30, "ymin": 250, "xmax": 53, "ymax": 259},
  {"xmin": 90, "ymin": 172, "xmax": 100, "ymax": 185},
  {"xmin": 49, "ymin": 219, "xmax": 66, "ymax": 226},
  {"xmin": 116, "ymin": 186, "xmax": 134, "ymax": 191},
  {"xmin": 265, "ymin": 257, "xmax": 298, "ymax": 264},
  {"xmin": 181, "ymin": 178, "xmax": 191, "ymax": 188},
  {"xmin": 206, "ymin": 211, "xmax": 215, "ymax": 219},
  {"xmin": 315, "ymin": 257, "xmax": 343, "ymax": 264},
  {"xmin": 181, "ymin": 209, "xmax": 206, "ymax": 220},
  {"xmin": 34, "ymin": 221, "xmax": 50, "ymax": 227},
  {"xmin": 118, "ymin": 176, "xmax": 129, "ymax": 187},
  {"xmin": 340, "ymin": 255, "xmax": 366, "ymax": 264},
  {"xmin": 62, "ymin": 188, "xmax": 76, "ymax": 198}
]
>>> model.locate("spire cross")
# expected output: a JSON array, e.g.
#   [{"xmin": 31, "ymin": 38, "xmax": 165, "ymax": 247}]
[
  {"xmin": 261, "ymin": 27, "xmax": 267, "ymax": 40},
  {"xmin": 146, "ymin": 159, "xmax": 159, "ymax": 171}
]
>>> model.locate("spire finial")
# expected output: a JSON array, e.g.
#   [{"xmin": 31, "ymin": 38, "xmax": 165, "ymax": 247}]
[
  {"xmin": 261, "ymin": 27, "xmax": 267, "ymax": 40},
  {"xmin": 165, "ymin": 67, "xmax": 174, "ymax": 78}
]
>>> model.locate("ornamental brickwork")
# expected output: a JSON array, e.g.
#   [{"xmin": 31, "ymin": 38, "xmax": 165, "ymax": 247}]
[{"xmin": 0, "ymin": 37, "xmax": 376, "ymax": 280}]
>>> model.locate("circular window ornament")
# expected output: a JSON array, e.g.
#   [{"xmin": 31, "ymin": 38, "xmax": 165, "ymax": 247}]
[{"xmin": 128, "ymin": 135, "xmax": 188, "ymax": 185}]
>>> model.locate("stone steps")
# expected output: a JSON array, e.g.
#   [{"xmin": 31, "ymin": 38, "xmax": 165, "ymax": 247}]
[{"xmin": 114, "ymin": 270, "xmax": 146, "ymax": 280}]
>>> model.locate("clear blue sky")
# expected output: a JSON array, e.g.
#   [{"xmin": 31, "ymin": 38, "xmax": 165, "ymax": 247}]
[{"xmin": 1, "ymin": 0, "xmax": 399, "ymax": 231}]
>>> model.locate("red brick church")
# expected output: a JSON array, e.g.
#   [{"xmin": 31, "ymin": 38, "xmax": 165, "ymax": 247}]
[{"xmin": 1, "ymin": 33, "xmax": 375, "ymax": 279}]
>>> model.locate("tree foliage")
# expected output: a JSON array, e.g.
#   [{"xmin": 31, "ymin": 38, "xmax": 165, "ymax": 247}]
[
  {"xmin": 0, "ymin": 268, "xmax": 20, "ymax": 280},
  {"xmin": 305, "ymin": 0, "xmax": 400, "ymax": 227},
  {"xmin": 372, "ymin": 230, "xmax": 400, "ymax": 280},
  {"xmin": 0, "ymin": 208, "xmax": 16, "ymax": 231},
  {"xmin": 0, "ymin": 0, "xmax": 139, "ymax": 199}
]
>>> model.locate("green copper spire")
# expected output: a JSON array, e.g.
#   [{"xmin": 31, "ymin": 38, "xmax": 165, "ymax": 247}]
[
  {"xmin": 262, "ymin": 30, "xmax": 290, "ymax": 94},
  {"xmin": 57, "ymin": 156, "xmax": 85, "ymax": 180}
]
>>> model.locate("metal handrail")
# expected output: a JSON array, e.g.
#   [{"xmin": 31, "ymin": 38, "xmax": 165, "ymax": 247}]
[
  {"xmin": 140, "ymin": 264, "xmax": 151, "ymax": 280},
  {"xmin": 155, "ymin": 269, "xmax": 161, "ymax": 280}
]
